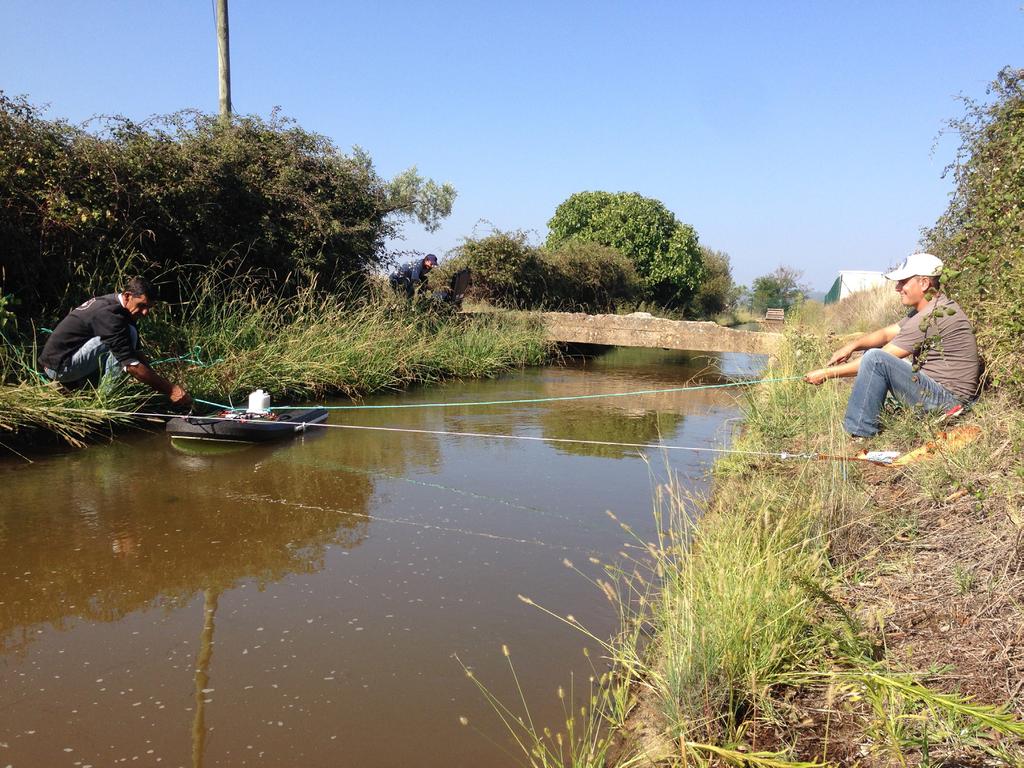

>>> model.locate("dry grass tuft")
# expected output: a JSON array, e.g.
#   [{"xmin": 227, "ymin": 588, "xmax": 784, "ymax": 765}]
[{"xmin": 805, "ymin": 285, "xmax": 904, "ymax": 337}]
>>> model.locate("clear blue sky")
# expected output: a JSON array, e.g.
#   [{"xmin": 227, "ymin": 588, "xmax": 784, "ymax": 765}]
[{"xmin": 3, "ymin": 1, "xmax": 1021, "ymax": 290}]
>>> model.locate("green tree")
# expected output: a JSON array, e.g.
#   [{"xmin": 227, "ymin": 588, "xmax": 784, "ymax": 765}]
[
  {"xmin": 749, "ymin": 266, "xmax": 808, "ymax": 314},
  {"xmin": 381, "ymin": 160, "xmax": 457, "ymax": 232},
  {"xmin": 545, "ymin": 191, "xmax": 704, "ymax": 308},
  {"xmin": 924, "ymin": 67, "xmax": 1024, "ymax": 396},
  {"xmin": 688, "ymin": 246, "xmax": 740, "ymax": 318}
]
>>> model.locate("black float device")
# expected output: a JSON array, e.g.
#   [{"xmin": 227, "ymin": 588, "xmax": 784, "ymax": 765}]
[{"xmin": 166, "ymin": 389, "xmax": 328, "ymax": 444}]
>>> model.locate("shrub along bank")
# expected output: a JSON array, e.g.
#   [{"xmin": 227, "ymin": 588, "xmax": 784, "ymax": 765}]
[
  {"xmin": 441, "ymin": 231, "xmax": 740, "ymax": 318},
  {"xmin": 0, "ymin": 96, "xmax": 532, "ymax": 451},
  {"xmin": 925, "ymin": 67, "xmax": 1024, "ymax": 397},
  {"xmin": 438, "ymin": 230, "xmax": 642, "ymax": 313},
  {"xmin": 0, "ymin": 94, "xmax": 454, "ymax": 327}
]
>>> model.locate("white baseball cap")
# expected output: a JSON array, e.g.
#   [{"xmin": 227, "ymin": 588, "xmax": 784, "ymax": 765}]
[{"xmin": 884, "ymin": 252, "xmax": 943, "ymax": 281}]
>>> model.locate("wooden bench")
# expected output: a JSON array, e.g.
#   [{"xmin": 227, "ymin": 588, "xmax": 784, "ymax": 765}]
[{"xmin": 764, "ymin": 308, "xmax": 785, "ymax": 322}]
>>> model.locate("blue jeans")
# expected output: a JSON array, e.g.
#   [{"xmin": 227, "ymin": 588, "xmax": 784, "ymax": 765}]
[
  {"xmin": 44, "ymin": 328, "xmax": 138, "ymax": 388},
  {"xmin": 843, "ymin": 349, "xmax": 960, "ymax": 437}
]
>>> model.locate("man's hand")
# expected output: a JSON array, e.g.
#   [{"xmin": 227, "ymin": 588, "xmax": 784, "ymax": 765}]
[
  {"xmin": 127, "ymin": 363, "xmax": 192, "ymax": 408},
  {"xmin": 804, "ymin": 369, "xmax": 830, "ymax": 386},
  {"xmin": 827, "ymin": 342, "xmax": 857, "ymax": 367},
  {"xmin": 169, "ymin": 385, "xmax": 193, "ymax": 410}
]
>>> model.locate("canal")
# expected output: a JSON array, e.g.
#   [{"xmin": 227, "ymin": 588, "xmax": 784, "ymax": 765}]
[{"xmin": 0, "ymin": 348, "xmax": 761, "ymax": 767}]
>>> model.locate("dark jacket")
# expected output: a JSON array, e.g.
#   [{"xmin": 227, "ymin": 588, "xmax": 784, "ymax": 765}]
[
  {"xmin": 389, "ymin": 259, "xmax": 431, "ymax": 298},
  {"xmin": 39, "ymin": 294, "xmax": 140, "ymax": 371}
]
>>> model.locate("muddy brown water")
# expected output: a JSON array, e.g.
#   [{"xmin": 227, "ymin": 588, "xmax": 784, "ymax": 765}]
[{"xmin": 0, "ymin": 348, "xmax": 763, "ymax": 767}]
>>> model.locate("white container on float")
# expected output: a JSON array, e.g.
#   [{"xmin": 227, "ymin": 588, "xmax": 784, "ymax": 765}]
[{"xmin": 247, "ymin": 389, "xmax": 271, "ymax": 413}]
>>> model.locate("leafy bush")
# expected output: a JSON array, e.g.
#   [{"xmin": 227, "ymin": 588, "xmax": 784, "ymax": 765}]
[
  {"xmin": 686, "ymin": 246, "xmax": 740, "ymax": 318},
  {"xmin": 541, "ymin": 240, "xmax": 641, "ymax": 311},
  {"xmin": 442, "ymin": 231, "xmax": 642, "ymax": 312},
  {"xmin": 443, "ymin": 230, "xmax": 547, "ymax": 308},
  {"xmin": 545, "ymin": 191, "xmax": 705, "ymax": 308},
  {"xmin": 924, "ymin": 67, "xmax": 1024, "ymax": 397},
  {"xmin": 0, "ymin": 94, "xmax": 454, "ymax": 326}
]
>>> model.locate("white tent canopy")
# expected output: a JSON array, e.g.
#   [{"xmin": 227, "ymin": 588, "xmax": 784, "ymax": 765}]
[{"xmin": 824, "ymin": 270, "xmax": 886, "ymax": 304}]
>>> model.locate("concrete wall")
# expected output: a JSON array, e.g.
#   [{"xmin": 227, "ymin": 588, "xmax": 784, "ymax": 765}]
[{"xmin": 539, "ymin": 312, "xmax": 782, "ymax": 355}]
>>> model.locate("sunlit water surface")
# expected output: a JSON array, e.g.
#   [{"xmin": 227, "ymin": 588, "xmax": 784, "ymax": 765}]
[{"xmin": 0, "ymin": 348, "xmax": 762, "ymax": 767}]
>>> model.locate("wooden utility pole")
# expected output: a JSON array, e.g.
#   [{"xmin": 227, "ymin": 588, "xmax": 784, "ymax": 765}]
[{"xmin": 216, "ymin": 0, "xmax": 232, "ymax": 120}]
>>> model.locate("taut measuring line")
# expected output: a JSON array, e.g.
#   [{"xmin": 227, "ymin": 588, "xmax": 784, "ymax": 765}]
[
  {"xmin": 112, "ymin": 409, "xmax": 816, "ymax": 462},
  {"xmin": 192, "ymin": 375, "xmax": 805, "ymax": 414}
]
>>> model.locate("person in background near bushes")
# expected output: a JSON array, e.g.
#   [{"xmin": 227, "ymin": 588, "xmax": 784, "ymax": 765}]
[
  {"xmin": 803, "ymin": 253, "xmax": 980, "ymax": 437},
  {"xmin": 389, "ymin": 253, "xmax": 438, "ymax": 298},
  {"xmin": 38, "ymin": 276, "xmax": 193, "ymax": 408}
]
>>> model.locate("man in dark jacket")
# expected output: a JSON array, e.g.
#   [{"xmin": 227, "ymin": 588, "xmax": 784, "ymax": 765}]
[
  {"xmin": 389, "ymin": 253, "xmax": 438, "ymax": 298},
  {"xmin": 39, "ymin": 277, "xmax": 192, "ymax": 407}
]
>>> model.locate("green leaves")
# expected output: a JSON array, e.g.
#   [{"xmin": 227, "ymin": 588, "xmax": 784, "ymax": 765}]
[
  {"xmin": 385, "ymin": 166, "xmax": 457, "ymax": 233},
  {"xmin": 0, "ymin": 95, "xmax": 455, "ymax": 325},
  {"xmin": 0, "ymin": 293, "xmax": 18, "ymax": 333},
  {"xmin": 546, "ymin": 191, "xmax": 706, "ymax": 308},
  {"xmin": 445, "ymin": 230, "xmax": 642, "ymax": 311},
  {"xmin": 923, "ymin": 67, "xmax": 1024, "ymax": 399}
]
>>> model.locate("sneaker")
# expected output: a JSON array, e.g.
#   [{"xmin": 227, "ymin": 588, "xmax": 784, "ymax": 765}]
[{"xmin": 936, "ymin": 403, "xmax": 965, "ymax": 425}]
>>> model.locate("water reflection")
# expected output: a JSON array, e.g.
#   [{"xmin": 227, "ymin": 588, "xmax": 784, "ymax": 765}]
[
  {"xmin": 0, "ymin": 436, "xmax": 372, "ymax": 653},
  {"xmin": 539, "ymin": 406, "xmax": 685, "ymax": 458},
  {"xmin": 535, "ymin": 349, "xmax": 743, "ymax": 458},
  {"xmin": 316, "ymin": 407, "xmax": 445, "ymax": 474},
  {"xmin": 192, "ymin": 589, "xmax": 218, "ymax": 768}
]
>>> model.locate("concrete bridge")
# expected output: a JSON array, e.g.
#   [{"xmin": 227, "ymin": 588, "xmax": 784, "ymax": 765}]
[{"xmin": 539, "ymin": 312, "xmax": 782, "ymax": 355}]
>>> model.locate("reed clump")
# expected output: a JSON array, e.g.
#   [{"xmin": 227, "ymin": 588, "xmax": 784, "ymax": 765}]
[
  {"xmin": 0, "ymin": 379, "xmax": 140, "ymax": 449},
  {"xmin": 0, "ymin": 280, "xmax": 551, "ymax": 449},
  {"xmin": 819, "ymin": 285, "xmax": 903, "ymax": 336},
  {"xmin": 157, "ymin": 280, "xmax": 550, "ymax": 402}
]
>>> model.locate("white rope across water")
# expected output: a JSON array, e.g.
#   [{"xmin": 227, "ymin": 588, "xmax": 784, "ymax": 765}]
[{"xmin": 114, "ymin": 410, "xmax": 813, "ymax": 461}]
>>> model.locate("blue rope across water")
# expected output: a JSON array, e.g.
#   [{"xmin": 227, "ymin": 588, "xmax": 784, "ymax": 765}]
[
  {"xmin": 194, "ymin": 375, "xmax": 803, "ymax": 413},
  {"xmin": 195, "ymin": 397, "xmax": 238, "ymax": 410}
]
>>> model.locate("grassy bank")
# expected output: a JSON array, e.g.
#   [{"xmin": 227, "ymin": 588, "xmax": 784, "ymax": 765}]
[
  {"xmin": 599, "ymin": 323, "xmax": 1024, "ymax": 766},
  {"xmin": 478, "ymin": 288, "xmax": 1023, "ymax": 767},
  {"xmin": 0, "ymin": 283, "xmax": 552, "ymax": 450}
]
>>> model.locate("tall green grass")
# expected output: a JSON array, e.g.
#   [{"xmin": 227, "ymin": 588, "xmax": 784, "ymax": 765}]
[
  {"xmin": 154, "ymin": 279, "xmax": 551, "ymax": 403},
  {"xmin": 0, "ymin": 334, "xmax": 142, "ymax": 448},
  {"xmin": 596, "ymin": 319, "xmax": 1022, "ymax": 765},
  {"xmin": 0, "ymin": 279, "xmax": 551, "ymax": 448},
  {"xmin": 596, "ymin": 337, "xmax": 857, "ymax": 758},
  {"xmin": 821, "ymin": 285, "xmax": 903, "ymax": 336}
]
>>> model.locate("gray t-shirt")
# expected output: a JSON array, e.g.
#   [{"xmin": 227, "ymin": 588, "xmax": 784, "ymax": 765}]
[{"xmin": 892, "ymin": 296, "xmax": 980, "ymax": 401}]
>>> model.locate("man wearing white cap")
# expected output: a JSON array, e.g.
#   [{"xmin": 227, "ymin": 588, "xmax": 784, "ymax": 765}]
[{"xmin": 804, "ymin": 253, "xmax": 980, "ymax": 437}]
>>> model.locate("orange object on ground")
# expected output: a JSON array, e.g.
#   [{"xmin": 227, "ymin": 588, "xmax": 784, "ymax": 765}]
[{"xmin": 889, "ymin": 425, "xmax": 982, "ymax": 466}]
